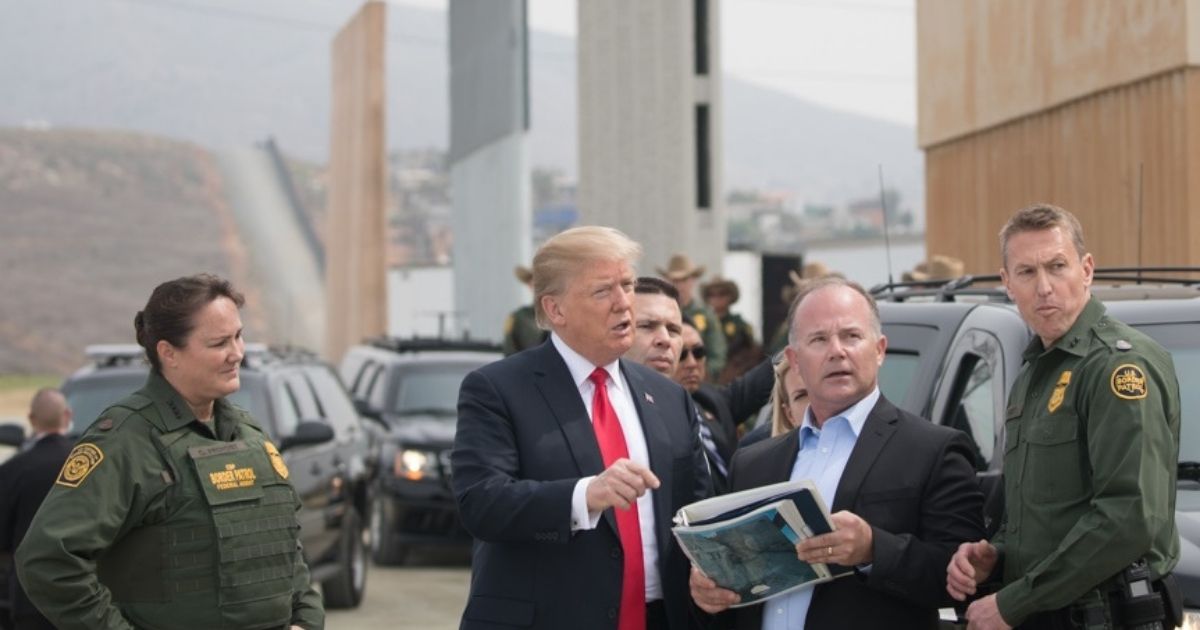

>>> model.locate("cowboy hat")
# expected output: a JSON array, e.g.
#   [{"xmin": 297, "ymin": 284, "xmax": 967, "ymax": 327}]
[
  {"xmin": 701, "ymin": 276, "xmax": 739, "ymax": 303},
  {"xmin": 657, "ymin": 254, "xmax": 706, "ymax": 281}
]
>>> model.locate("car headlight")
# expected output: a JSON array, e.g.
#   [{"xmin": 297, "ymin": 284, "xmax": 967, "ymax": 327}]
[
  {"xmin": 394, "ymin": 449, "xmax": 440, "ymax": 480},
  {"xmin": 1180, "ymin": 609, "xmax": 1200, "ymax": 630}
]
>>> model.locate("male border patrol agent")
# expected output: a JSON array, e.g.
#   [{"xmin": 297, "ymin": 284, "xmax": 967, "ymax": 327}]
[
  {"xmin": 947, "ymin": 204, "xmax": 1181, "ymax": 630},
  {"xmin": 659, "ymin": 254, "xmax": 727, "ymax": 380},
  {"xmin": 502, "ymin": 265, "xmax": 548, "ymax": 356}
]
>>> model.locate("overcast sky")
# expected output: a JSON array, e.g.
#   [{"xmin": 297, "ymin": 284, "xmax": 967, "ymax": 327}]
[{"xmin": 390, "ymin": 0, "xmax": 917, "ymax": 127}]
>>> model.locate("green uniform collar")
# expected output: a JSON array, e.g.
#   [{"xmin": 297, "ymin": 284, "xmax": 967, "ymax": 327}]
[
  {"xmin": 1021, "ymin": 295, "xmax": 1105, "ymax": 361},
  {"xmin": 142, "ymin": 371, "xmax": 239, "ymax": 439}
]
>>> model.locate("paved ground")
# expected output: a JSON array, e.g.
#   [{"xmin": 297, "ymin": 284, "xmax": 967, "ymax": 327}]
[{"xmin": 326, "ymin": 548, "xmax": 472, "ymax": 629}]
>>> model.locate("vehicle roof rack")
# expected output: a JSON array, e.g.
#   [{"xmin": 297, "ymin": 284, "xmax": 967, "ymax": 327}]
[
  {"xmin": 870, "ymin": 267, "xmax": 1200, "ymax": 303},
  {"xmin": 84, "ymin": 344, "xmax": 147, "ymax": 367},
  {"xmin": 365, "ymin": 336, "xmax": 503, "ymax": 354}
]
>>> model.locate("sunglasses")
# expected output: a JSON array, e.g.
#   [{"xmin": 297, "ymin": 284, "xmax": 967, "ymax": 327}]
[{"xmin": 680, "ymin": 345, "xmax": 707, "ymax": 361}]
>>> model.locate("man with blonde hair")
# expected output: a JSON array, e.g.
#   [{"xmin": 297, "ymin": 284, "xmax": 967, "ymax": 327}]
[{"xmin": 453, "ymin": 226, "xmax": 710, "ymax": 630}]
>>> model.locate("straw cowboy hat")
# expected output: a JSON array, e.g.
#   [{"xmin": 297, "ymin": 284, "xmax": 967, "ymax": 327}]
[
  {"xmin": 782, "ymin": 260, "xmax": 839, "ymax": 304},
  {"xmin": 657, "ymin": 254, "xmax": 706, "ymax": 281},
  {"xmin": 902, "ymin": 255, "xmax": 965, "ymax": 282},
  {"xmin": 513, "ymin": 265, "xmax": 534, "ymax": 284},
  {"xmin": 701, "ymin": 276, "xmax": 740, "ymax": 304}
]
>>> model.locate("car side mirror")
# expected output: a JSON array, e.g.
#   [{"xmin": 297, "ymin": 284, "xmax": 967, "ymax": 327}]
[
  {"xmin": 280, "ymin": 420, "xmax": 335, "ymax": 451},
  {"xmin": 0, "ymin": 424, "xmax": 25, "ymax": 448}
]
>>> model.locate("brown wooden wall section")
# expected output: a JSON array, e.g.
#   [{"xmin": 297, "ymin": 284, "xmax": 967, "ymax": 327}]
[
  {"xmin": 325, "ymin": 1, "xmax": 387, "ymax": 361},
  {"xmin": 925, "ymin": 68, "xmax": 1200, "ymax": 276}
]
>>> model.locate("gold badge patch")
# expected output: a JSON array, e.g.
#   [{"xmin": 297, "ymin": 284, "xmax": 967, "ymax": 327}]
[
  {"xmin": 724, "ymin": 322, "xmax": 735, "ymax": 336},
  {"xmin": 56, "ymin": 443, "xmax": 104, "ymax": 488},
  {"xmin": 1048, "ymin": 370, "xmax": 1072, "ymax": 413},
  {"xmin": 1111, "ymin": 364, "xmax": 1148, "ymax": 400},
  {"xmin": 265, "ymin": 441, "xmax": 289, "ymax": 479},
  {"xmin": 693, "ymin": 313, "xmax": 707, "ymax": 331}
]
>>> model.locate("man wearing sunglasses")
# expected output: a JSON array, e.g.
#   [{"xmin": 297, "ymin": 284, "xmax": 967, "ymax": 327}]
[{"xmin": 673, "ymin": 321, "xmax": 775, "ymax": 493}]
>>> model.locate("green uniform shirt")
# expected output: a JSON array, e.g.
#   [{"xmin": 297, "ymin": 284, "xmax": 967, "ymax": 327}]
[
  {"xmin": 502, "ymin": 304, "xmax": 547, "ymax": 356},
  {"xmin": 683, "ymin": 300, "xmax": 727, "ymax": 379},
  {"xmin": 994, "ymin": 296, "xmax": 1181, "ymax": 625},
  {"xmin": 15, "ymin": 372, "xmax": 325, "ymax": 630},
  {"xmin": 719, "ymin": 312, "xmax": 756, "ymax": 359}
]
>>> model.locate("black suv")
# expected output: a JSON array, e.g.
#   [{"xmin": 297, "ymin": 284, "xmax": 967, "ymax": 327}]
[
  {"xmin": 58, "ymin": 344, "xmax": 373, "ymax": 609},
  {"xmin": 870, "ymin": 269, "xmax": 1200, "ymax": 624},
  {"xmin": 339, "ymin": 337, "xmax": 502, "ymax": 565}
]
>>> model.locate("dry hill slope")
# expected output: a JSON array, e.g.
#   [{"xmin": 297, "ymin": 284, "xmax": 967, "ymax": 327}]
[{"xmin": 0, "ymin": 128, "xmax": 264, "ymax": 374}]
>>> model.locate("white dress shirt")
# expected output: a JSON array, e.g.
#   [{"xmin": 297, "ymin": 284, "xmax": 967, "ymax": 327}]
[{"xmin": 554, "ymin": 333, "xmax": 662, "ymax": 602}]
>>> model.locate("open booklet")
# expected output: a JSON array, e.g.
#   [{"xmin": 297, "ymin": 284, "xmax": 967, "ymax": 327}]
[{"xmin": 671, "ymin": 479, "xmax": 851, "ymax": 608}]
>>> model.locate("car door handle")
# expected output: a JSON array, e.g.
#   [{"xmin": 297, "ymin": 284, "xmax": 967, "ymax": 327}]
[{"xmin": 310, "ymin": 462, "xmax": 322, "ymax": 475}]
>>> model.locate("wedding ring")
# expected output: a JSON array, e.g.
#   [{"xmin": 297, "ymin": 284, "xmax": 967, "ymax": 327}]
[{"xmin": 826, "ymin": 545, "xmax": 833, "ymax": 556}]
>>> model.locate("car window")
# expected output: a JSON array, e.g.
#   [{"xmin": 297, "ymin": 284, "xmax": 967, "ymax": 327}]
[
  {"xmin": 945, "ymin": 354, "xmax": 997, "ymax": 471},
  {"xmin": 63, "ymin": 369, "xmax": 265, "ymax": 434},
  {"xmin": 366, "ymin": 363, "xmax": 388, "ymax": 411},
  {"xmin": 390, "ymin": 364, "xmax": 475, "ymax": 416},
  {"xmin": 307, "ymin": 365, "xmax": 357, "ymax": 433},
  {"xmin": 281, "ymin": 370, "xmax": 321, "ymax": 420},
  {"xmin": 273, "ymin": 376, "xmax": 304, "ymax": 438},
  {"xmin": 878, "ymin": 351, "xmax": 920, "ymax": 408}
]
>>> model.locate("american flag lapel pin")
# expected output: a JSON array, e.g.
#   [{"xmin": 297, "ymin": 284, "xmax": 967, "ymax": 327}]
[{"xmin": 644, "ymin": 392, "xmax": 655, "ymax": 404}]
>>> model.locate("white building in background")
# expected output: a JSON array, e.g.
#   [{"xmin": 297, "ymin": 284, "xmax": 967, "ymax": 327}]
[{"xmin": 577, "ymin": 0, "xmax": 725, "ymax": 277}]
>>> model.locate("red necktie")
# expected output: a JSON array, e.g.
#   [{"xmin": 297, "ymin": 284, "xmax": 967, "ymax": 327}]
[{"xmin": 589, "ymin": 368, "xmax": 646, "ymax": 630}]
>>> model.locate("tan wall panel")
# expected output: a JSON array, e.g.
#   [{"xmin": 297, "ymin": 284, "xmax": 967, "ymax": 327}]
[
  {"xmin": 918, "ymin": 0, "xmax": 1191, "ymax": 147},
  {"xmin": 325, "ymin": 2, "xmax": 387, "ymax": 361},
  {"xmin": 926, "ymin": 69, "xmax": 1197, "ymax": 275}
]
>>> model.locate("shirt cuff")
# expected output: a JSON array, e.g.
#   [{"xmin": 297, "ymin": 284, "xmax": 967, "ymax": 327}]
[{"xmin": 570, "ymin": 476, "xmax": 602, "ymax": 531}]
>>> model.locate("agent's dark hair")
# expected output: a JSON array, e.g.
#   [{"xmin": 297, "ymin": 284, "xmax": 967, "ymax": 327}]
[
  {"xmin": 635, "ymin": 276, "xmax": 680, "ymax": 301},
  {"xmin": 134, "ymin": 273, "xmax": 245, "ymax": 372},
  {"xmin": 999, "ymin": 203, "xmax": 1087, "ymax": 268}
]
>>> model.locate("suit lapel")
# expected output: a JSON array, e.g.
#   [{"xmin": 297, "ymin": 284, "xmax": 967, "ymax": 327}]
[
  {"xmin": 622, "ymin": 361, "xmax": 672, "ymax": 552},
  {"xmin": 831, "ymin": 396, "xmax": 899, "ymax": 512},
  {"xmin": 532, "ymin": 343, "xmax": 605, "ymax": 479}
]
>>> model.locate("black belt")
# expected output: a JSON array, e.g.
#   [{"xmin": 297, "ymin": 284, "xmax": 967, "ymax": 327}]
[
  {"xmin": 646, "ymin": 599, "xmax": 668, "ymax": 630},
  {"xmin": 1018, "ymin": 575, "xmax": 1176, "ymax": 630}
]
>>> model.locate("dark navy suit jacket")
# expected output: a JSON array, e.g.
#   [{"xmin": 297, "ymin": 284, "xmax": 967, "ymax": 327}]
[
  {"xmin": 722, "ymin": 396, "xmax": 984, "ymax": 630},
  {"xmin": 452, "ymin": 340, "xmax": 710, "ymax": 630}
]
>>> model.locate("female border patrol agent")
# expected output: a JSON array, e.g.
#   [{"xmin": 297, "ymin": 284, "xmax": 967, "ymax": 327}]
[{"xmin": 16, "ymin": 274, "xmax": 324, "ymax": 630}]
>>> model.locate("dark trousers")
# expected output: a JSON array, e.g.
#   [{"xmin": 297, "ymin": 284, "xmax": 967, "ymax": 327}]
[{"xmin": 12, "ymin": 614, "xmax": 55, "ymax": 630}]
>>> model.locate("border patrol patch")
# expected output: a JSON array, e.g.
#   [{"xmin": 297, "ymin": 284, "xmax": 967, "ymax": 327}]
[
  {"xmin": 265, "ymin": 441, "xmax": 289, "ymax": 479},
  {"xmin": 56, "ymin": 443, "xmax": 104, "ymax": 488},
  {"xmin": 693, "ymin": 313, "xmax": 707, "ymax": 331},
  {"xmin": 1048, "ymin": 370, "xmax": 1072, "ymax": 413},
  {"xmin": 1111, "ymin": 364, "xmax": 1148, "ymax": 400}
]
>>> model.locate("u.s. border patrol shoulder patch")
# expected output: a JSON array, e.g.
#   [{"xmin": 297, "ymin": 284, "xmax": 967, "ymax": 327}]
[
  {"xmin": 693, "ymin": 313, "xmax": 707, "ymax": 331},
  {"xmin": 1111, "ymin": 363, "xmax": 1148, "ymax": 400},
  {"xmin": 56, "ymin": 443, "xmax": 105, "ymax": 488},
  {"xmin": 264, "ymin": 441, "xmax": 289, "ymax": 479}
]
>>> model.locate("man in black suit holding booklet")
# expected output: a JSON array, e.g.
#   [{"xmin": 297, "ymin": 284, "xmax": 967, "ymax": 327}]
[{"xmin": 689, "ymin": 277, "xmax": 984, "ymax": 630}]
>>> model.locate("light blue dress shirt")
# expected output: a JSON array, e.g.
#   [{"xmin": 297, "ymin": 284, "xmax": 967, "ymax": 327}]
[{"xmin": 762, "ymin": 387, "xmax": 880, "ymax": 630}]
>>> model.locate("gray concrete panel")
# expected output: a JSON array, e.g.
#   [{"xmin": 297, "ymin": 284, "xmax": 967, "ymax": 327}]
[{"xmin": 449, "ymin": 0, "xmax": 529, "ymax": 164}]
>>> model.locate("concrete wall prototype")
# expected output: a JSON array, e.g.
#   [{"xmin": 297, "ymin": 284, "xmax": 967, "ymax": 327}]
[
  {"xmin": 918, "ymin": 0, "xmax": 1200, "ymax": 272},
  {"xmin": 448, "ymin": 0, "xmax": 531, "ymax": 343},
  {"xmin": 325, "ymin": 1, "xmax": 388, "ymax": 361},
  {"xmin": 577, "ymin": 0, "xmax": 725, "ymax": 279}
]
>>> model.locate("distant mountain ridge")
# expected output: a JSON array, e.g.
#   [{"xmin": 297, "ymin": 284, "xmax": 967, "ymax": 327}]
[{"xmin": 0, "ymin": 0, "xmax": 922, "ymax": 211}]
